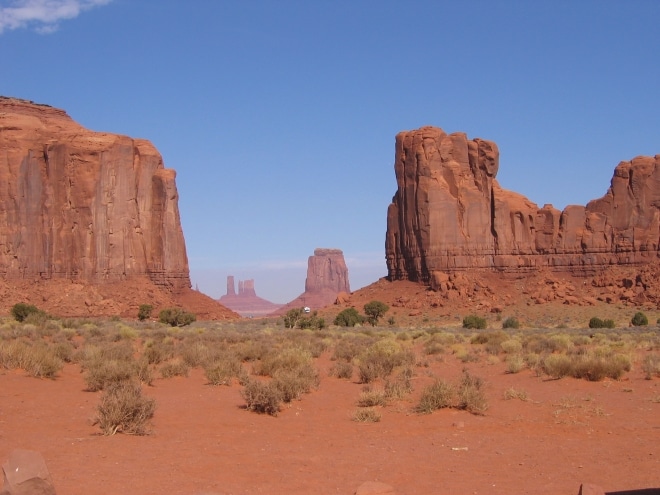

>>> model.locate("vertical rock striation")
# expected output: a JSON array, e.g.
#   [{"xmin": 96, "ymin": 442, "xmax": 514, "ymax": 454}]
[
  {"xmin": 0, "ymin": 97, "xmax": 189, "ymax": 289},
  {"xmin": 385, "ymin": 126, "xmax": 660, "ymax": 289}
]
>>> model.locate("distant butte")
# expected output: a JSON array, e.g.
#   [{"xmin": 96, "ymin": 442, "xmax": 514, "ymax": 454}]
[
  {"xmin": 273, "ymin": 248, "xmax": 350, "ymax": 315},
  {"xmin": 218, "ymin": 276, "xmax": 283, "ymax": 317}
]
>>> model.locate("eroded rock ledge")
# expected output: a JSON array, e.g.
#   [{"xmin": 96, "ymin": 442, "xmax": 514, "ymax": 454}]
[{"xmin": 385, "ymin": 126, "xmax": 660, "ymax": 289}]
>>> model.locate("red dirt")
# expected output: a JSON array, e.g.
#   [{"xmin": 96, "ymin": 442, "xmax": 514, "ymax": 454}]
[{"xmin": 1, "ymin": 350, "xmax": 658, "ymax": 495}]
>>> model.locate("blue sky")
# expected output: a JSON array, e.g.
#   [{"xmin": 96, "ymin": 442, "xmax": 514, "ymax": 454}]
[{"xmin": 1, "ymin": 0, "xmax": 659, "ymax": 304}]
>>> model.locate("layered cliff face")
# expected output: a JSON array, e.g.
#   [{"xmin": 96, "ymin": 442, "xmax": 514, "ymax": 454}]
[
  {"xmin": 0, "ymin": 97, "xmax": 237, "ymax": 319},
  {"xmin": 0, "ymin": 97, "xmax": 189, "ymax": 289},
  {"xmin": 386, "ymin": 126, "xmax": 660, "ymax": 289}
]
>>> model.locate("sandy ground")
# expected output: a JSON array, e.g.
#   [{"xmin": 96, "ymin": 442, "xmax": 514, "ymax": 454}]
[{"xmin": 1, "ymin": 349, "xmax": 658, "ymax": 495}]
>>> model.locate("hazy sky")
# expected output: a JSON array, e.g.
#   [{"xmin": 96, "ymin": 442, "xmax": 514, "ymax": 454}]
[{"xmin": 1, "ymin": 0, "xmax": 659, "ymax": 303}]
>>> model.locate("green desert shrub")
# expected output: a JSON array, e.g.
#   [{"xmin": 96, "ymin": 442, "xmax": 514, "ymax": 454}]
[
  {"xmin": 334, "ymin": 307, "xmax": 363, "ymax": 327},
  {"xmin": 10, "ymin": 303, "xmax": 46, "ymax": 323},
  {"xmin": 589, "ymin": 317, "xmax": 615, "ymax": 329},
  {"xmin": 631, "ymin": 312, "xmax": 649, "ymax": 327},
  {"xmin": 138, "ymin": 304, "xmax": 153, "ymax": 321},
  {"xmin": 502, "ymin": 316, "xmax": 520, "ymax": 329},
  {"xmin": 462, "ymin": 314, "xmax": 487, "ymax": 330},
  {"xmin": 94, "ymin": 381, "xmax": 156, "ymax": 436},
  {"xmin": 159, "ymin": 308, "xmax": 196, "ymax": 327},
  {"xmin": 363, "ymin": 301, "xmax": 389, "ymax": 326}
]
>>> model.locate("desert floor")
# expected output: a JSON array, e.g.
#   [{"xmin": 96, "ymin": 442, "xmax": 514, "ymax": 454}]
[{"xmin": 1, "ymin": 339, "xmax": 658, "ymax": 495}]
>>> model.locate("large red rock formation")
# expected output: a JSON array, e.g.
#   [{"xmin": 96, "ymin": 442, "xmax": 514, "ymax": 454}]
[
  {"xmin": 273, "ymin": 248, "xmax": 350, "ymax": 314},
  {"xmin": 219, "ymin": 276, "xmax": 282, "ymax": 317},
  {"xmin": 386, "ymin": 126, "xmax": 660, "ymax": 290},
  {"xmin": 0, "ymin": 97, "xmax": 236, "ymax": 319}
]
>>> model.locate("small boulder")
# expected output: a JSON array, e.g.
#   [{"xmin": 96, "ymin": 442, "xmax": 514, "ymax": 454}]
[
  {"xmin": 1, "ymin": 450, "xmax": 57, "ymax": 495},
  {"xmin": 577, "ymin": 483, "xmax": 605, "ymax": 495}
]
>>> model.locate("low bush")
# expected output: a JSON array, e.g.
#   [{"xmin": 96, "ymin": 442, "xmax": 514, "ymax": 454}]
[
  {"xmin": 505, "ymin": 355, "xmax": 525, "ymax": 374},
  {"xmin": 84, "ymin": 359, "xmax": 138, "ymax": 391},
  {"xmin": 631, "ymin": 312, "xmax": 648, "ymax": 327},
  {"xmin": 328, "ymin": 361, "xmax": 353, "ymax": 380},
  {"xmin": 10, "ymin": 303, "xmax": 45, "ymax": 323},
  {"xmin": 241, "ymin": 379, "xmax": 282, "ymax": 416},
  {"xmin": 415, "ymin": 379, "xmax": 454, "ymax": 414},
  {"xmin": 542, "ymin": 353, "xmax": 573, "ymax": 379},
  {"xmin": 204, "ymin": 354, "xmax": 247, "ymax": 386},
  {"xmin": 456, "ymin": 371, "xmax": 488, "ymax": 415},
  {"xmin": 641, "ymin": 354, "xmax": 660, "ymax": 379},
  {"xmin": 138, "ymin": 304, "xmax": 153, "ymax": 321},
  {"xmin": 352, "ymin": 407, "xmax": 381, "ymax": 423},
  {"xmin": 589, "ymin": 317, "xmax": 616, "ymax": 329},
  {"xmin": 334, "ymin": 308, "xmax": 363, "ymax": 327},
  {"xmin": 159, "ymin": 359, "xmax": 190, "ymax": 378},
  {"xmin": 357, "ymin": 387, "xmax": 387, "ymax": 407},
  {"xmin": 94, "ymin": 381, "xmax": 156, "ymax": 435},
  {"xmin": 159, "ymin": 308, "xmax": 196, "ymax": 327},
  {"xmin": 502, "ymin": 317, "xmax": 520, "ymax": 329},
  {"xmin": 463, "ymin": 315, "xmax": 487, "ymax": 330},
  {"xmin": 272, "ymin": 365, "xmax": 319, "ymax": 402}
]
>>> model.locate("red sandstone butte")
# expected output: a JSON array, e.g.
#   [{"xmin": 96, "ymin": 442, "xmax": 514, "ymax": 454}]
[
  {"xmin": 385, "ymin": 126, "xmax": 660, "ymax": 289},
  {"xmin": 0, "ymin": 97, "xmax": 236, "ymax": 319},
  {"xmin": 274, "ymin": 248, "xmax": 350, "ymax": 314}
]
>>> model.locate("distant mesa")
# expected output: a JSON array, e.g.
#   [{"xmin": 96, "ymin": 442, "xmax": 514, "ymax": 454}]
[
  {"xmin": 273, "ymin": 248, "xmax": 350, "ymax": 315},
  {"xmin": 219, "ymin": 276, "xmax": 283, "ymax": 317}
]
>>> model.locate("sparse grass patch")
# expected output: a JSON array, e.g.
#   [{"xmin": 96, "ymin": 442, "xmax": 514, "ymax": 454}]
[
  {"xmin": 159, "ymin": 359, "xmax": 190, "ymax": 378},
  {"xmin": 357, "ymin": 387, "xmax": 387, "ymax": 407},
  {"xmin": 328, "ymin": 361, "xmax": 353, "ymax": 380},
  {"xmin": 204, "ymin": 353, "xmax": 247, "ymax": 386},
  {"xmin": 352, "ymin": 407, "xmax": 381, "ymax": 423},
  {"xmin": 641, "ymin": 354, "xmax": 660, "ymax": 379},
  {"xmin": 503, "ymin": 387, "xmax": 529, "ymax": 401}
]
